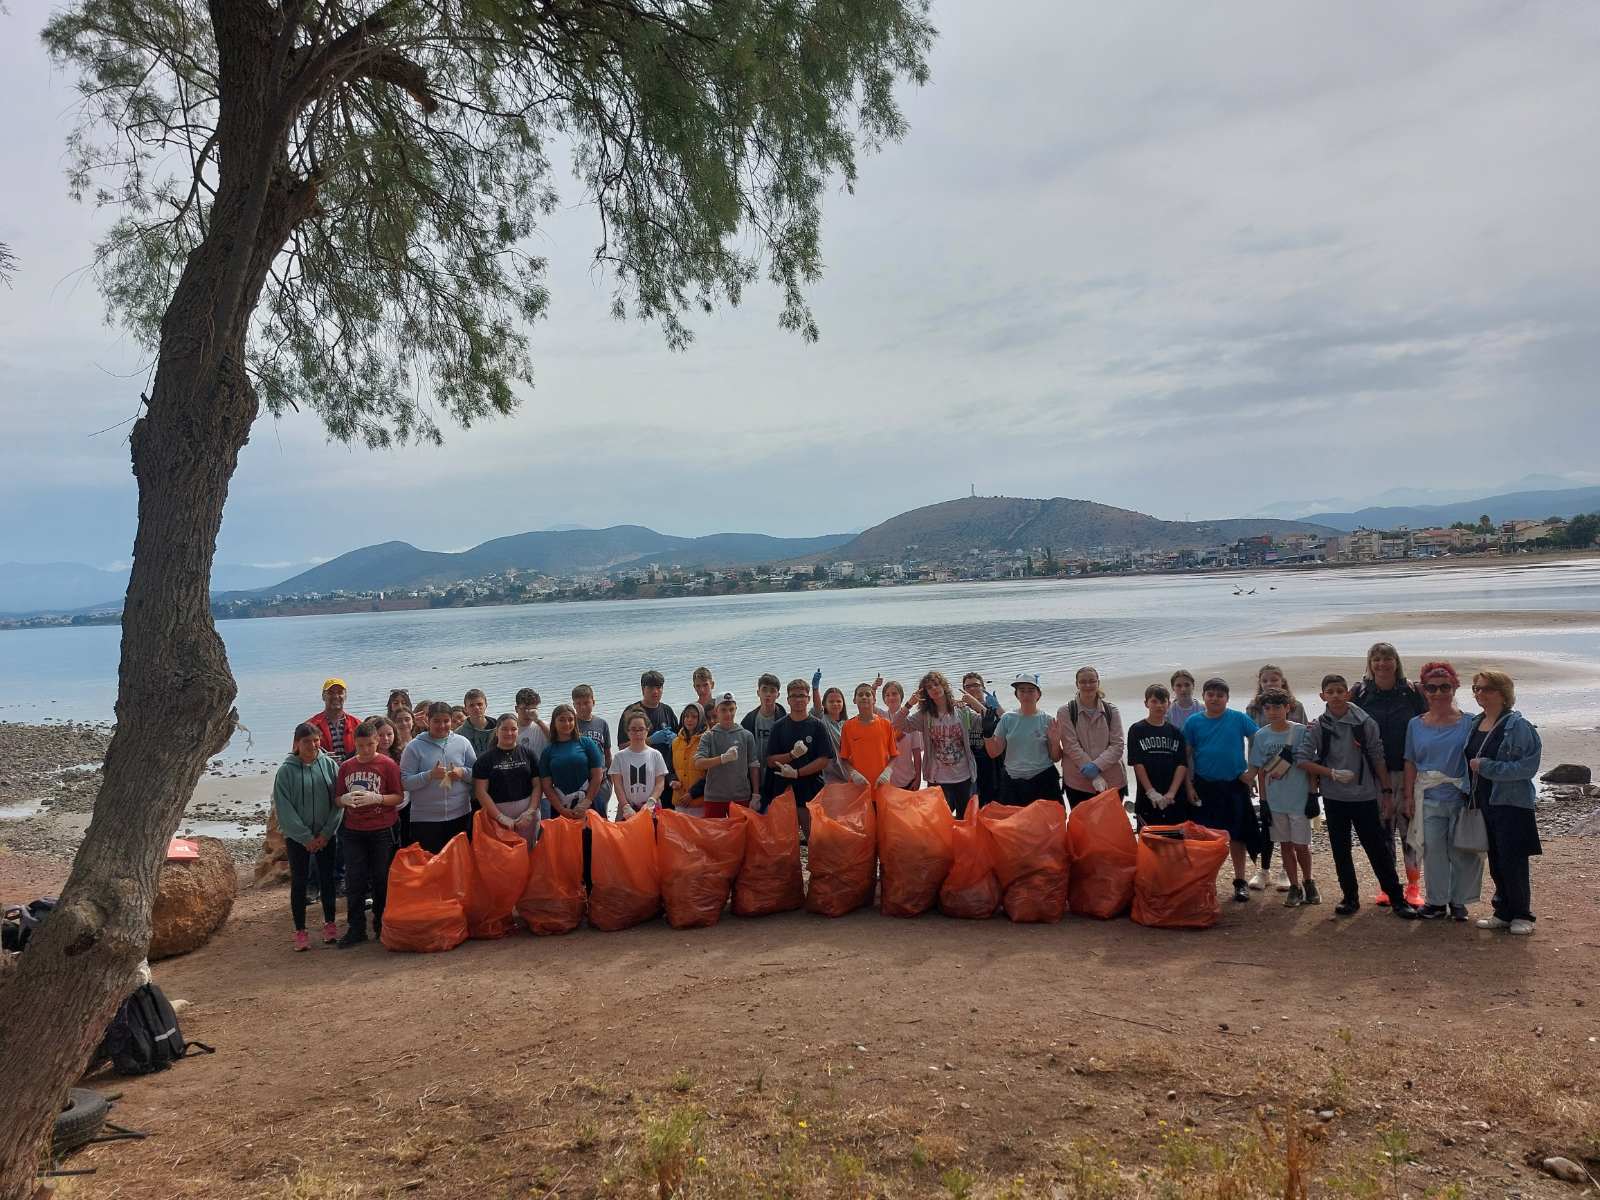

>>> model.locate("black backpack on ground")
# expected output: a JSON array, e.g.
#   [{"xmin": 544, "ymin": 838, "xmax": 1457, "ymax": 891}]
[
  {"xmin": 94, "ymin": 982, "xmax": 213, "ymax": 1076},
  {"xmin": 1, "ymin": 896, "xmax": 58, "ymax": 952}
]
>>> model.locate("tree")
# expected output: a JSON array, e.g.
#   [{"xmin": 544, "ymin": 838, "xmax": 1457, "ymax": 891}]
[
  {"xmin": 1478, "ymin": 514, "xmax": 1494, "ymax": 531},
  {"xmin": 0, "ymin": 241, "xmax": 14, "ymax": 286},
  {"xmin": 0, "ymin": 2, "xmax": 932, "ymax": 1190},
  {"xmin": 1560, "ymin": 512, "xmax": 1599, "ymax": 549}
]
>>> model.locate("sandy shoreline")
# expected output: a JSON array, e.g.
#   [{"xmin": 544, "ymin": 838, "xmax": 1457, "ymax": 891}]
[{"xmin": 1306, "ymin": 608, "xmax": 1600, "ymax": 635}]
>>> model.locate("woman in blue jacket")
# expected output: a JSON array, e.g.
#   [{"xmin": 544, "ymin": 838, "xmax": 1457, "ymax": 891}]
[
  {"xmin": 1465, "ymin": 670, "xmax": 1543, "ymax": 935},
  {"xmin": 273, "ymin": 722, "xmax": 343, "ymax": 951}
]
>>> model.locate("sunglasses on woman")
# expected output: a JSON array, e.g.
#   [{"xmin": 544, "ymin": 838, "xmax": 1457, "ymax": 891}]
[{"xmin": 1422, "ymin": 682, "xmax": 1456, "ymax": 694}]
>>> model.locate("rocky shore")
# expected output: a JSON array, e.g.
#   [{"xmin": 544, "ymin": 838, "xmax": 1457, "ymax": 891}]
[{"xmin": 0, "ymin": 721, "xmax": 269, "ymax": 864}]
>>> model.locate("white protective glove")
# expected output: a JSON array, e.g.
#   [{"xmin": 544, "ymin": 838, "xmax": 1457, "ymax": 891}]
[
  {"xmin": 849, "ymin": 770, "xmax": 868, "ymax": 786},
  {"xmin": 789, "ymin": 743, "xmax": 807, "ymax": 761},
  {"xmin": 496, "ymin": 812, "xmax": 515, "ymax": 829},
  {"xmin": 778, "ymin": 763, "xmax": 798, "ymax": 780},
  {"xmin": 1330, "ymin": 768, "xmax": 1356, "ymax": 785},
  {"xmin": 1144, "ymin": 787, "xmax": 1167, "ymax": 809},
  {"xmin": 876, "ymin": 768, "xmax": 892, "ymax": 786},
  {"xmin": 341, "ymin": 789, "xmax": 375, "ymax": 808},
  {"xmin": 720, "ymin": 746, "xmax": 740, "ymax": 765}
]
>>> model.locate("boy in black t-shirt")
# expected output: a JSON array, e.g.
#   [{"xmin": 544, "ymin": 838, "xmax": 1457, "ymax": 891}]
[
  {"xmin": 765, "ymin": 678, "xmax": 834, "ymax": 840},
  {"xmin": 1127, "ymin": 683, "xmax": 1191, "ymax": 829}
]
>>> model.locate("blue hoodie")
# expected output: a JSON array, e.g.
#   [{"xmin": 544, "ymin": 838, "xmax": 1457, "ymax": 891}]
[{"xmin": 273, "ymin": 751, "xmax": 342, "ymax": 846}]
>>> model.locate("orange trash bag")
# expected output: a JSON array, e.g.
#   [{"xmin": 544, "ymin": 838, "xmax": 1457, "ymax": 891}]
[
  {"xmin": 874, "ymin": 786, "xmax": 955, "ymax": 917},
  {"xmin": 732, "ymin": 793, "xmax": 804, "ymax": 917},
  {"xmin": 805, "ymin": 782, "xmax": 877, "ymax": 917},
  {"xmin": 979, "ymin": 800, "xmax": 1070, "ymax": 923},
  {"xmin": 940, "ymin": 798, "xmax": 1000, "ymax": 919},
  {"xmin": 657, "ymin": 808, "xmax": 748, "ymax": 929},
  {"xmin": 1132, "ymin": 821, "xmax": 1231, "ymax": 929},
  {"xmin": 1066, "ymin": 789, "xmax": 1138, "ymax": 919},
  {"xmin": 466, "ymin": 809, "xmax": 532, "ymax": 938},
  {"xmin": 382, "ymin": 833, "xmax": 472, "ymax": 952},
  {"xmin": 517, "ymin": 814, "xmax": 586, "ymax": 935},
  {"xmin": 587, "ymin": 808, "xmax": 661, "ymax": 931}
]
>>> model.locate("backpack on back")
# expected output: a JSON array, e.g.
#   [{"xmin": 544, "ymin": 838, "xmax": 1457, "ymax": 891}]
[
  {"xmin": 1313, "ymin": 713, "xmax": 1382, "ymax": 784},
  {"xmin": 95, "ymin": 982, "xmax": 213, "ymax": 1076}
]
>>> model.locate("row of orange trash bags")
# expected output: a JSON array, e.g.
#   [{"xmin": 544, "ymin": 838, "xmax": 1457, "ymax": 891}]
[{"xmin": 379, "ymin": 786, "xmax": 1234, "ymax": 952}]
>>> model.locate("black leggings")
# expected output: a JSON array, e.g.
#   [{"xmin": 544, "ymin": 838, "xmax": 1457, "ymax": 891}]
[
  {"xmin": 287, "ymin": 839, "xmax": 338, "ymax": 930},
  {"xmin": 1006, "ymin": 767, "xmax": 1062, "ymax": 807},
  {"xmin": 936, "ymin": 779, "xmax": 974, "ymax": 819},
  {"xmin": 408, "ymin": 813, "xmax": 472, "ymax": 853},
  {"xmin": 1254, "ymin": 799, "xmax": 1275, "ymax": 872}
]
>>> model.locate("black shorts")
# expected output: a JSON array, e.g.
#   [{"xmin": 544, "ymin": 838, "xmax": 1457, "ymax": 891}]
[{"xmin": 1191, "ymin": 778, "xmax": 1256, "ymax": 850}]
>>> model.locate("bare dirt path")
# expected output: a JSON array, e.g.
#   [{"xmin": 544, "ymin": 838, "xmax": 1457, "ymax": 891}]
[{"xmin": 7, "ymin": 841, "xmax": 1598, "ymax": 1199}]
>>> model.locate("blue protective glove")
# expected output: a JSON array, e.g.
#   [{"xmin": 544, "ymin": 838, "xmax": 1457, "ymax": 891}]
[
  {"xmin": 812, "ymin": 668, "xmax": 823, "ymax": 691},
  {"xmin": 1082, "ymin": 762, "xmax": 1101, "ymax": 780},
  {"xmin": 983, "ymin": 690, "xmax": 1000, "ymax": 711}
]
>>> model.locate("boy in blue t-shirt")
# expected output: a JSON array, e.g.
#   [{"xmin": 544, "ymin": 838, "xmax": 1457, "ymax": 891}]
[
  {"xmin": 1248, "ymin": 690, "xmax": 1318, "ymax": 907},
  {"xmin": 1182, "ymin": 677, "xmax": 1258, "ymax": 902}
]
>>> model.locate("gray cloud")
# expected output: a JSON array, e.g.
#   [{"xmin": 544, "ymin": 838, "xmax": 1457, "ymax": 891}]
[{"xmin": 2, "ymin": 0, "xmax": 1598, "ymax": 564}]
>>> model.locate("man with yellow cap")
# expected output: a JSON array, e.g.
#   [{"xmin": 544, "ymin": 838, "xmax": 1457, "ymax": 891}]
[{"xmin": 308, "ymin": 677, "xmax": 360, "ymax": 764}]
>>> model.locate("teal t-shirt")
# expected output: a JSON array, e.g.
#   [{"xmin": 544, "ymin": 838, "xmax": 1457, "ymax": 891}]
[
  {"xmin": 996, "ymin": 710, "xmax": 1053, "ymax": 778},
  {"xmin": 1248, "ymin": 722, "xmax": 1310, "ymax": 815}
]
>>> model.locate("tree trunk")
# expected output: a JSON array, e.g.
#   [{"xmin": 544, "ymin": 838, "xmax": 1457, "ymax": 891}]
[
  {"xmin": 0, "ymin": 292, "xmax": 257, "ymax": 1199},
  {"xmin": 0, "ymin": 16, "xmax": 312, "ymax": 1188}
]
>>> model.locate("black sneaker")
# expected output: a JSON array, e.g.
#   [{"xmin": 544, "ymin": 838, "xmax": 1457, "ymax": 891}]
[
  {"xmin": 1283, "ymin": 884, "xmax": 1305, "ymax": 908},
  {"xmin": 1232, "ymin": 879, "xmax": 1250, "ymax": 903},
  {"xmin": 1334, "ymin": 897, "xmax": 1359, "ymax": 916},
  {"xmin": 1449, "ymin": 904, "xmax": 1469, "ymax": 922},
  {"xmin": 1302, "ymin": 880, "xmax": 1321, "ymax": 905},
  {"xmin": 337, "ymin": 928, "xmax": 368, "ymax": 949},
  {"xmin": 1418, "ymin": 904, "xmax": 1448, "ymax": 920}
]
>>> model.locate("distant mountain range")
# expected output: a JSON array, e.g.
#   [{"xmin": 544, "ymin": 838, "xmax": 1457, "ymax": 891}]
[
  {"xmin": 823, "ymin": 497, "xmax": 1337, "ymax": 563},
  {"xmin": 0, "ymin": 561, "xmax": 299, "ymax": 617},
  {"xmin": 231, "ymin": 527, "xmax": 856, "ymax": 598},
  {"xmin": 1303, "ymin": 485, "xmax": 1600, "ymax": 533},
  {"xmin": 9, "ymin": 482, "xmax": 1600, "ymax": 616}
]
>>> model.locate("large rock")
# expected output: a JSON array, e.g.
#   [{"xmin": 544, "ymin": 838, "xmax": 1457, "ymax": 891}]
[
  {"xmin": 253, "ymin": 806, "xmax": 290, "ymax": 887},
  {"xmin": 149, "ymin": 836, "xmax": 237, "ymax": 960},
  {"xmin": 1540, "ymin": 763, "xmax": 1592, "ymax": 786}
]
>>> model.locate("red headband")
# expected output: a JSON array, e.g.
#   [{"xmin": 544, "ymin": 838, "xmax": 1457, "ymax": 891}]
[{"xmin": 1417, "ymin": 660, "xmax": 1459, "ymax": 686}]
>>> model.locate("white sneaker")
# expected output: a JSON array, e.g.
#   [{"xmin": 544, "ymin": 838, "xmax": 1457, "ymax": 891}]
[
  {"xmin": 1508, "ymin": 919, "xmax": 1534, "ymax": 936},
  {"xmin": 1273, "ymin": 868, "xmax": 1291, "ymax": 892},
  {"xmin": 1476, "ymin": 915, "xmax": 1511, "ymax": 930},
  {"xmin": 1247, "ymin": 869, "xmax": 1268, "ymax": 891}
]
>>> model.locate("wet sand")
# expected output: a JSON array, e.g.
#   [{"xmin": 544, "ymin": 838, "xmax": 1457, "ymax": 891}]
[{"xmin": 1308, "ymin": 609, "xmax": 1600, "ymax": 634}]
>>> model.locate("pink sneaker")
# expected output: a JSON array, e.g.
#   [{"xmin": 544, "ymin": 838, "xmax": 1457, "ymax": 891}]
[
  {"xmin": 293, "ymin": 930, "xmax": 310, "ymax": 952},
  {"xmin": 322, "ymin": 921, "xmax": 339, "ymax": 945}
]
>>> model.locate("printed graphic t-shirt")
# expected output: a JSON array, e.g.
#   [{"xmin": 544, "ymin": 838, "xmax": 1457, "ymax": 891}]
[
  {"xmin": 610, "ymin": 746, "xmax": 668, "ymax": 813},
  {"xmin": 335, "ymin": 754, "xmax": 401, "ymax": 832}
]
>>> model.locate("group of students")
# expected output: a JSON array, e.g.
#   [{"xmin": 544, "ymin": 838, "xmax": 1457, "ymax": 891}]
[{"xmin": 272, "ymin": 642, "xmax": 1546, "ymax": 950}]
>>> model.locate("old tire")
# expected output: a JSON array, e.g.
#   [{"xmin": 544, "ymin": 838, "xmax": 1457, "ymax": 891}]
[{"xmin": 52, "ymin": 1088, "xmax": 110, "ymax": 1154}]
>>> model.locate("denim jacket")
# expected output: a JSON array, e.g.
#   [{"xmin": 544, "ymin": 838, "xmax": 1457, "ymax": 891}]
[{"xmin": 1473, "ymin": 709, "xmax": 1541, "ymax": 810}]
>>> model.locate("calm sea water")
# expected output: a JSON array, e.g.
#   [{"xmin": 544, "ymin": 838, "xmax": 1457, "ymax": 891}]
[{"xmin": 3, "ymin": 560, "xmax": 1598, "ymax": 761}]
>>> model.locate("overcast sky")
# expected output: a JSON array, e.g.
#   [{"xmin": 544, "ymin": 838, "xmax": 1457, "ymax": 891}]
[{"xmin": 2, "ymin": 1, "xmax": 1598, "ymax": 571}]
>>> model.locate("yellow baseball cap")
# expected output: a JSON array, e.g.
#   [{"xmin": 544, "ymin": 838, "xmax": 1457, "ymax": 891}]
[{"xmin": 321, "ymin": 677, "xmax": 348, "ymax": 693}]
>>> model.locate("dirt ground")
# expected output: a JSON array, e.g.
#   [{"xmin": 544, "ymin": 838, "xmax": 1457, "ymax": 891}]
[{"xmin": 8, "ymin": 839, "xmax": 1600, "ymax": 1200}]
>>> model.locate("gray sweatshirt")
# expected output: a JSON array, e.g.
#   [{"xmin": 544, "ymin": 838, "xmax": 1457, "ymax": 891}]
[
  {"xmin": 1295, "ymin": 704, "xmax": 1386, "ymax": 803},
  {"xmin": 694, "ymin": 724, "xmax": 758, "ymax": 803}
]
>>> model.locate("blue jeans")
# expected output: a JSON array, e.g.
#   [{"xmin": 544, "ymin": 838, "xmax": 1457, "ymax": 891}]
[{"xmin": 1422, "ymin": 798, "xmax": 1484, "ymax": 907}]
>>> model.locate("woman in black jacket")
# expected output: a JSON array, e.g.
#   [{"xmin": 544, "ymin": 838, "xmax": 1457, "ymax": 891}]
[{"xmin": 1349, "ymin": 642, "xmax": 1426, "ymax": 908}]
